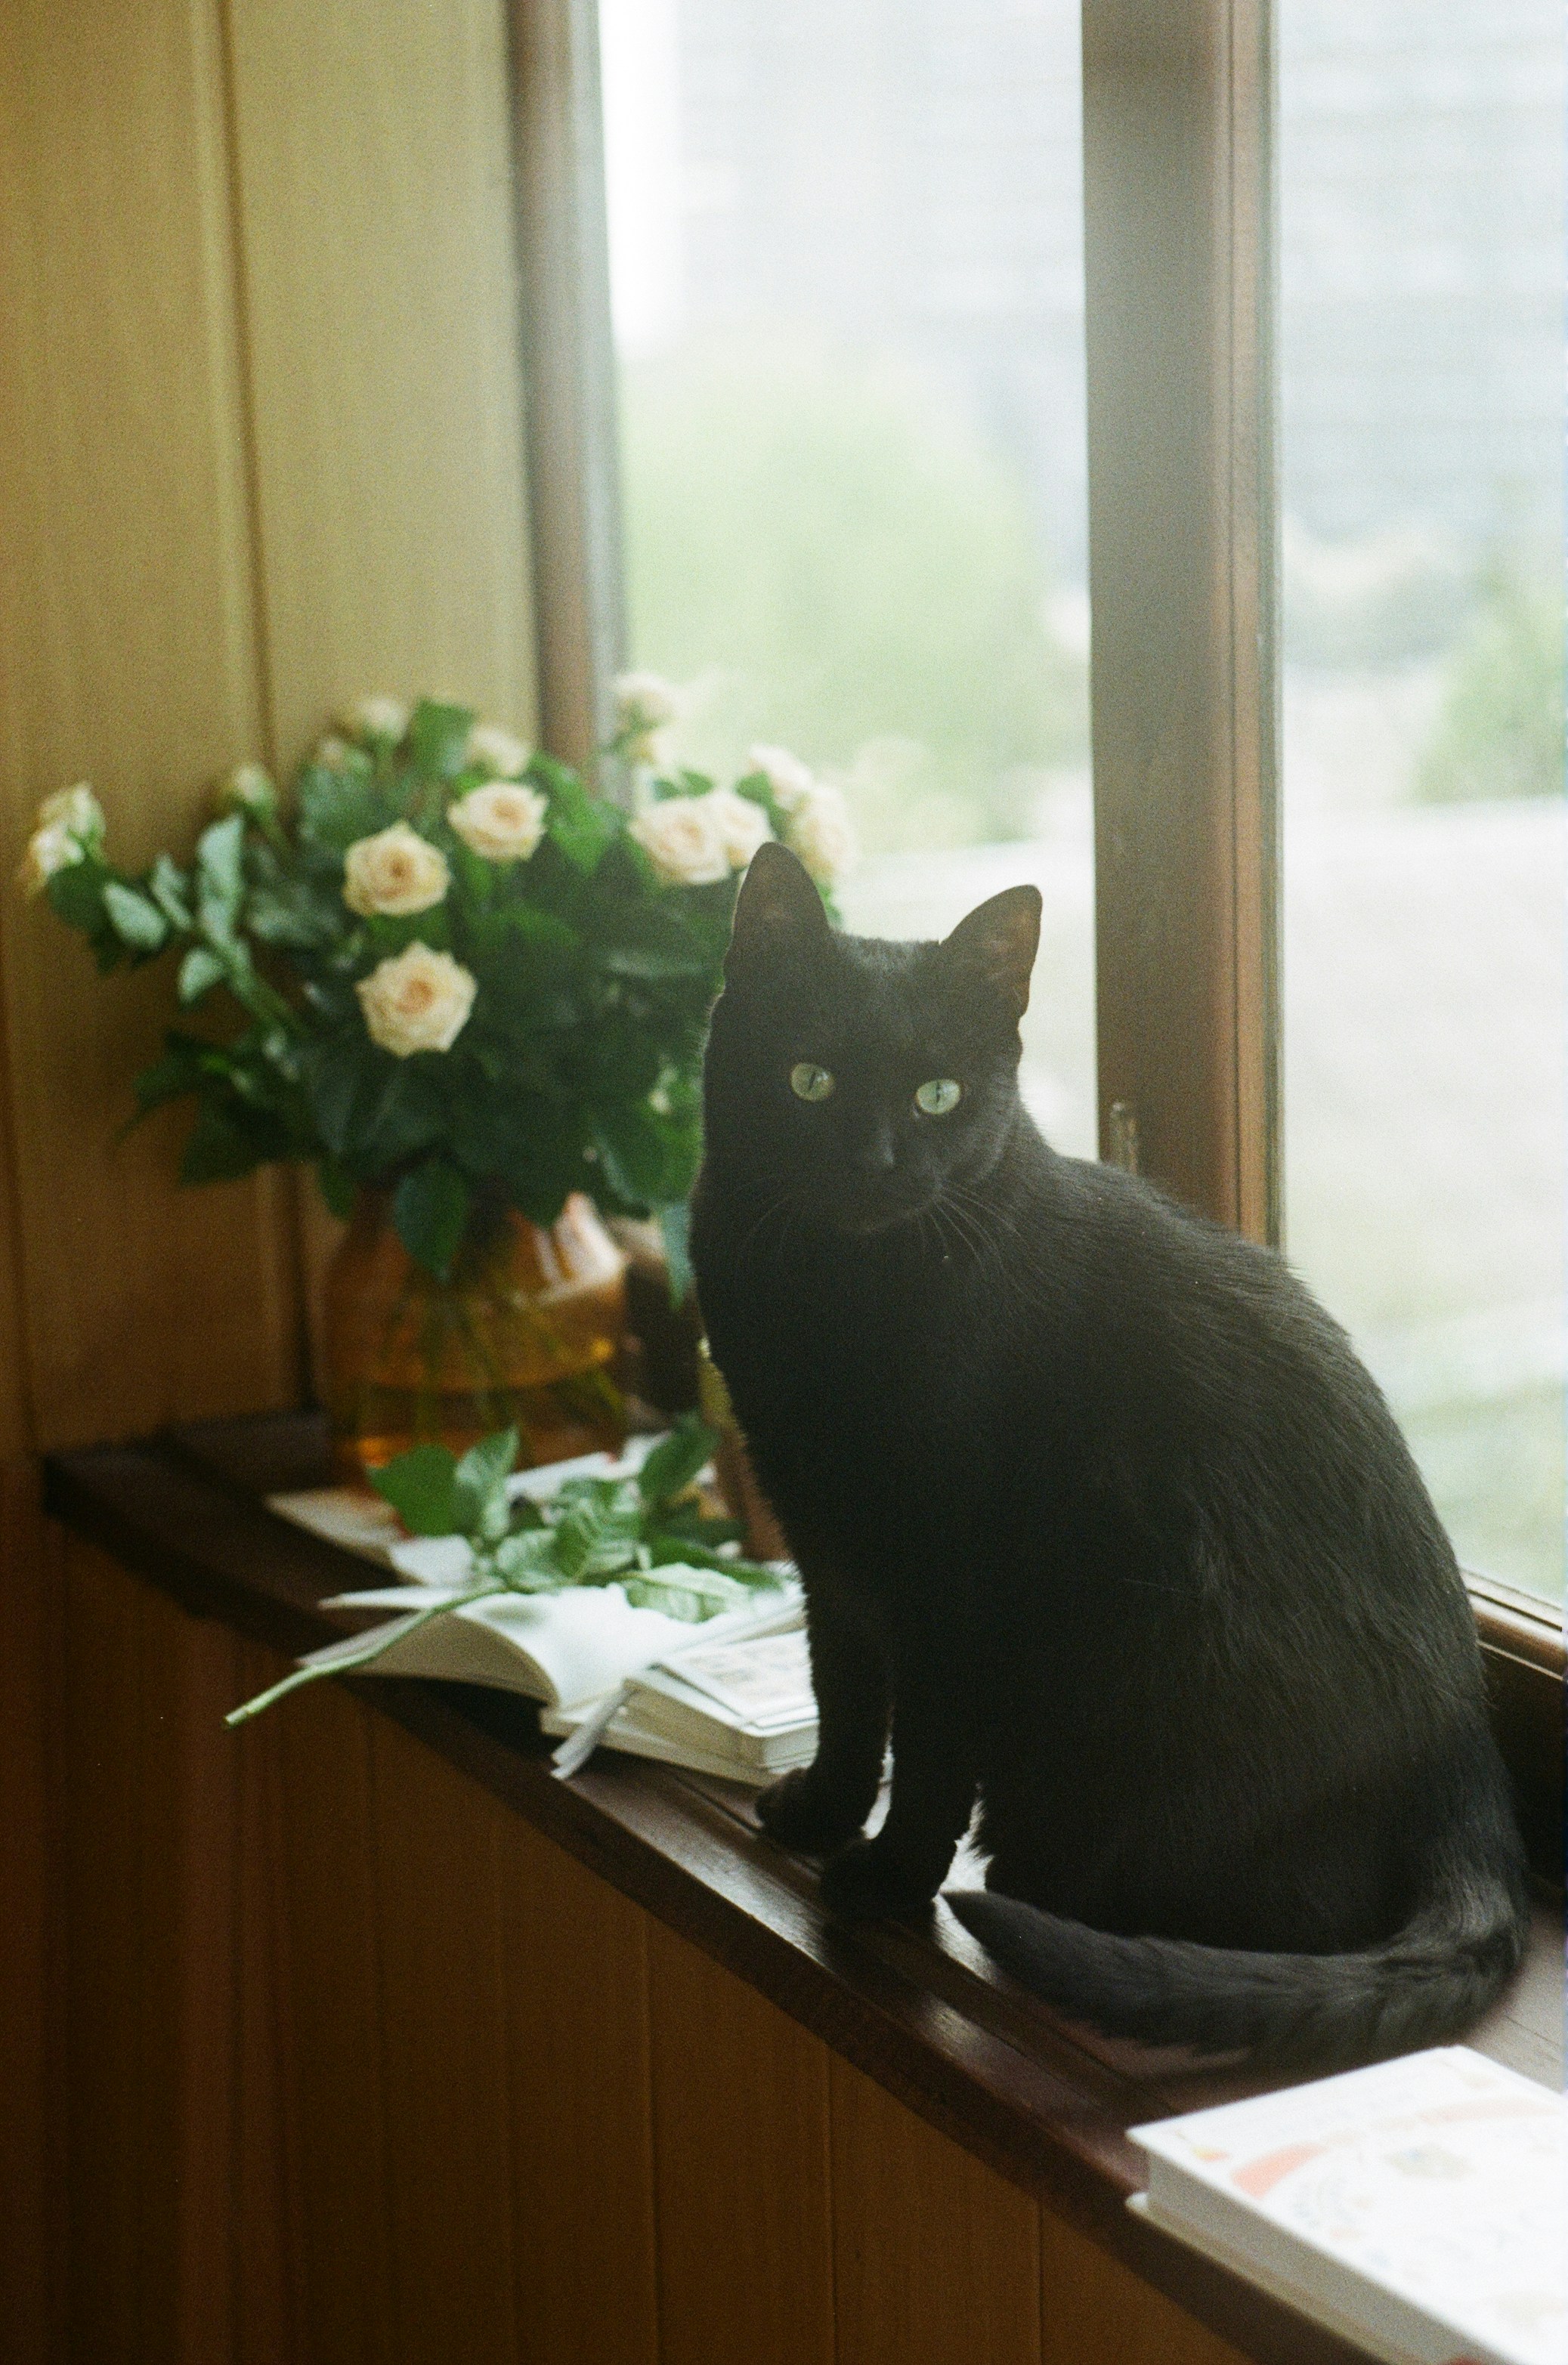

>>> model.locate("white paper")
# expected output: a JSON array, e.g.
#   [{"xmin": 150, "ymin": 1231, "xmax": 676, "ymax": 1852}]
[
  {"xmin": 306, "ymin": 1575, "xmax": 796, "ymax": 1712},
  {"xmin": 640, "ymin": 1628, "xmax": 815, "ymax": 1730},
  {"xmin": 1131, "ymin": 2048, "xmax": 1567, "ymax": 2365}
]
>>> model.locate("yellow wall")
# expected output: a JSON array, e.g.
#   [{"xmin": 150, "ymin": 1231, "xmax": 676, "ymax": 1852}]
[{"xmin": 0, "ymin": 0, "xmax": 537, "ymax": 1460}]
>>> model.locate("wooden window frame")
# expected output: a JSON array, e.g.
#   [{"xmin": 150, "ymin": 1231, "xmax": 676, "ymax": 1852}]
[{"xmin": 505, "ymin": 0, "xmax": 1564, "ymax": 1874}]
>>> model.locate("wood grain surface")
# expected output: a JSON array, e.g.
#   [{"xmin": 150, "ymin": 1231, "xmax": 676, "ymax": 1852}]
[
  {"xmin": 831, "ymin": 2053, "xmax": 1043, "ymax": 2365},
  {"xmin": 223, "ymin": 0, "xmax": 537, "ymax": 765},
  {"xmin": 0, "ymin": 0, "xmax": 300, "ymax": 1451},
  {"xmin": 649, "ymin": 1919, "xmax": 837, "ymax": 2365},
  {"xmin": 497, "ymin": 1816, "xmax": 660, "ymax": 2365}
]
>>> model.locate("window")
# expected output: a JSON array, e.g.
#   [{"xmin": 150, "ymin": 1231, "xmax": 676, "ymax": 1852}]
[
  {"xmin": 508, "ymin": 0, "xmax": 1564, "ymax": 1777},
  {"xmin": 1279, "ymin": 0, "xmax": 1565, "ymax": 1606},
  {"xmin": 598, "ymin": 0, "xmax": 1098, "ymax": 1160}
]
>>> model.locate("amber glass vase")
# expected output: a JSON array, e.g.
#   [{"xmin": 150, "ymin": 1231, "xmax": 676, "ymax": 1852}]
[{"xmin": 323, "ymin": 1187, "xmax": 628, "ymax": 1479}]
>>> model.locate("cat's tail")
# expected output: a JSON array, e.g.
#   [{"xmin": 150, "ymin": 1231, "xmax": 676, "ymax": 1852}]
[{"xmin": 945, "ymin": 1831, "xmax": 1529, "ymax": 2072}]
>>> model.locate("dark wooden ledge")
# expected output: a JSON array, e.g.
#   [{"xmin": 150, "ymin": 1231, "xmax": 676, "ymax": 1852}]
[{"xmin": 45, "ymin": 1413, "xmax": 1566, "ymax": 2365}]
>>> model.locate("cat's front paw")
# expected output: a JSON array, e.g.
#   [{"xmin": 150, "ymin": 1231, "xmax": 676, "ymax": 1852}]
[
  {"xmin": 756, "ymin": 1767, "xmax": 869, "ymax": 1856},
  {"xmin": 819, "ymin": 1835, "xmax": 940, "ymax": 1920}
]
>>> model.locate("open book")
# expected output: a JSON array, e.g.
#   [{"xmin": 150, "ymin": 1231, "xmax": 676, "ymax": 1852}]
[
  {"xmin": 268, "ymin": 1447, "xmax": 815, "ymax": 1779},
  {"xmin": 540, "ymin": 1624, "xmax": 818, "ymax": 1785},
  {"xmin": 1129, "ymin": 2045, "xmax": 1566, "ymax": 2365}
]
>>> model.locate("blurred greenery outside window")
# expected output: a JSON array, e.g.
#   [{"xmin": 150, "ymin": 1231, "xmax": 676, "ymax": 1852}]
[{"xmin": 598, "ymin": 0, "xmax": 1563, "ymax": 1602}]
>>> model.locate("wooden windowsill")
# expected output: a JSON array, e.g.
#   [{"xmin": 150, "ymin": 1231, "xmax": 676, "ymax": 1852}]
[{"xmin": 43, "ymin": 1411, "xmax": 1565, "ymax": 2365}]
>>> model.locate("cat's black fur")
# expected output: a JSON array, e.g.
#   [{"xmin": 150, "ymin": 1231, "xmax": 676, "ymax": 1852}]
[{"xmin": 691, "ymin": 842, "xmax": 1528, "ymax": 2069}]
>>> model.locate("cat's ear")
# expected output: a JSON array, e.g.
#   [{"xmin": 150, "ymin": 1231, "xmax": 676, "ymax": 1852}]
[
  {"xmin": 938, "ymin": 886, "xmax": 1042, "ymax": 1019},
  {"xmin": 724, "ymin": 841, "xmax": 830, "ymax": 978}
]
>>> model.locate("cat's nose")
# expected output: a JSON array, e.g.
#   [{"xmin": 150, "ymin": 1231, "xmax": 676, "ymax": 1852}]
[{"xmin": 855, "ymin": 1123, "xmax": 896, "ymax": 1173}]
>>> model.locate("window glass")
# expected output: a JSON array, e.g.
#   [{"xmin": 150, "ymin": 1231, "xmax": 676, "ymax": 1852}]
[
  {"xmin": 599, "ymin": 0, "xmax": 1096, "ymax": 1154},
  {"xmin": 1279, "ymin": 0, "xmax": 1565, "ymax": 1598}
]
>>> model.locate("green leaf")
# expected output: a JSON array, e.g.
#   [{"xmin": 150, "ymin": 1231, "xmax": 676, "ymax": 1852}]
[
  {"xmin": 131, "ymin": 1034, "xmax": 209, "ymax": 1119},
  {"xmin": 658, "ymin": 1201, "xmax": 694, "ymax": 1306},
  {"xmin": 45, "ymin": 861, "xmax": 109, "ymax": 935},
  {"xmin": 149, "ymin": 855, "xmax": 193, "ymax": 930},
  {"xmin": 316, "ymin": 1156, "xmax": 356, "ymax": 1221},
  {"xmin": 620, "ymin": 1561, "xmax": 750, "ymax": 1621},
  {"xmin": 546, "ymin": 772, "xmax": 618, "ymax": 875},
  {"xmin": 178, "ymin": 1102, "xmax": 265, "ymax": 1184},
  {"xmin": 593, "ymin": 1101, "xmax": 688, "ymax": 1212},
  {"xmin": 637, "ymin": 1414, "xmax": 717, "ymax": 1514},
  {"xmin": 645, "ymin": 1536, "xmax": 781, "ymax": 1587},
  {"xmin": 304, "ymin": 1037, "xmax": 444, "ymax": 1171},
  {"xmin": 102, "ymin": 880, "xmax": 168, "ymax": 952},
  {"xmin": 196, "ymin": 814, "xmax": 246, "ymax": 939},
  {"xmin": 392, "ymin": 1157, "xmax": 471, "ymax": 1279},
  {"xmin": 295, "ymin": 762, "xmax": 383, "ymax": 852},
  {"xmin": 370, "ymin": 1442, "xmax": 460, "ymax": 1536},
  {"xmin": 495, "ymin": 904, "xmax": 580, "ymax": 953},
  {"xmin": 598, "ymin": 944, "xmax": 708, "ymax": 981},
  {"xmin": 549, "ymin": 1479, "xmax": 644, "ymax": 1582},
  {"xmin": 177, "ymin": 944, "xmax": 226, "ymax": 1005},
  {"xmin": 408, "ymin": 699, "xmax": 476, "ymax": 780},
  {"xmin": 490, "ymin": 1528, "xmax": 566, "ymax": 1591},
  {"xmin": 246, "ymin": 877, "xmax": 342, "ymax": 951},
  {"xmin": 449, "ymin": 1093, "xmax": 586, "ymax": 1231},
  {"xmin": 452, "ymin": 1427, "xmax": 519, "ymax": 1542}
]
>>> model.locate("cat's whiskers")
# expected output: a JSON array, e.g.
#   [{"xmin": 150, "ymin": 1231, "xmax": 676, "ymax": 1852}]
[
  {"xmin": 736, "ymin": 1189, "xmax": 800, "ymax": 1262},
  {"xmin": 936, "ymin": 1185, "xmax": 1001, "ymax": 1268}
]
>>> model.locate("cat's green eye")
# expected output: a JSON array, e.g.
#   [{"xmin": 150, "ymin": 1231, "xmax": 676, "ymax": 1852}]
[
  {"xmin": 790, "ymin": 1062, "xmax": 836, "ymax": 1102},
  {"xmin": 914, "ymin": 1077, "xmax": 962, "ymax": 1117}
]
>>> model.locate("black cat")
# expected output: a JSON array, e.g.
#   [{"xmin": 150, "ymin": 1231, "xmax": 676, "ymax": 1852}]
[{"xmin": 691, "ymin": 841, "xmax": 1528, "ymax": 2069}]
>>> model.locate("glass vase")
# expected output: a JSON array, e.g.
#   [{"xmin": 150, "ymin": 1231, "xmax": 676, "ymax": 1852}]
[{"xmin": 323, "ymin": 1187, "xmax": 628, "ymax": 1480}]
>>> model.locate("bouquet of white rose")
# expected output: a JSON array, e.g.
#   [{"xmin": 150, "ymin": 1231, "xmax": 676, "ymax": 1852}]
[{"xmin": 17, "ymin": 676, "xmax": 855, "ymax": 1283}]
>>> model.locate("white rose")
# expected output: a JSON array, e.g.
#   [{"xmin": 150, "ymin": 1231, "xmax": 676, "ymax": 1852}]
[
  {"xmin": 342, "ymin": 694, "xmax": 410, "ymax": 747},
  {"xmin": 704, "ymin": 787, "xmax": 772, "ymax": 869},
  {"xmin": 314, "ymin": 733, "xmax": 364, "ymax": 773},
  {"xmin": 464, "ymin": 722, "xmax": 530, "ymax": 778},
  {"xmin": 216, "ymin": 762, "xmax": 277, "ymax": 821},
  {"xmin": 17, "ymin": 821, "xmax": 84, "ymax": 898},
  {"xmin": 784, "ymin": 783, "xmax": 858, "ymax": 886},
  {"xmin": 356, "ymin": 942, "xmax": 476, "ymax": 1056},
  {"xmin": 38, "ymin": 783, "xmax": 107, "ymax": 842},
  {"xmin": 342, "ymin": 821, "xmax": 450, "ymax": 917},
  {"xmin": 629, "ymin": 793, "xmax": 731, "ymax": 886},
  {"xmin": 744, "ymin": 743, "xmax": 815, "ymax": 812},
  {"xmin": 613, "ymin": 670, "xmax": 683, "ymax": 767},
  {"xmin": 614, "ymin": 670, "xmax": 680, "ymax": 732},
  {"xmin": 447, "ymin": 781, "xmax": 548, "ymax": 864}
]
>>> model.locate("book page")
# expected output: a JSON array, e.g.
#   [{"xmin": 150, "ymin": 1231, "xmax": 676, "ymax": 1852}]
[
  {"xmin": 645, "ymin": 1628, "xmax": 815, "ymax": 1729},
  {"xmin": 1133, "ymin": 2048, "xmax": 1566, "ymax": 2365}
]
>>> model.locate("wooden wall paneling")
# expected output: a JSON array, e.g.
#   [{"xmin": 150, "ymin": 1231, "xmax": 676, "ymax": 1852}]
[
  {"xmin": 648, "ymin": 1920, "xmax": 836, "ymax": 2365},
  {"xmin": 364, "ymin": 1714, "xmax": 521, "ymax": 2365},
  {"xmin": 58, "ymin": 1538, "xmax": 158, "ymax": 2358},
  {"xmin": 138, "ymin": 1566, "xmax": 246, "ymax": 2365},
  {"xmin": 496, "ymin": 1816, "xmax": 660, "ymax": 2365},
  {"xmin": 221, "ymin": 0, "xmax": 538, "ymax": 766},
  {"xmin": 57, "ymin": 1541, "xmax": 296, "ymax": 2365},
  {"xmin": 1039, "ymin": 2206, "xmax": 1250, "ymax": 2365},
  {"xmin": 0, "ymin": 986, "xmax": 55, "ymax": 2357},
  {"xmin": 232, "ymin": 1637, "xmax": 308, "ymax": 2365},
  {"xmin": 829, "ymin": 2052, "xmax": 1041, "ymax": 2365},
  {"xmin": 0, "ymin": 1484, "xmax": 62, "ymax": 2365},
  {"xmin": 275, "ymin": 1680, "xmax": 400, "ymax": 2365},
  {"xmin": 0, "ymin": 0, "xmax": 303, "ymax": 1448}
]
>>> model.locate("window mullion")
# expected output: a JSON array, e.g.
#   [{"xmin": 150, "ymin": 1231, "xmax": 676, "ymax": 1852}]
[
  {"xmin": 508, "ymin": 0, "xmax": 628, "ymax": 778},
  {"xmin": 1082, "ymin": 0, "xmax": 1280, "ymax": 1242}
]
